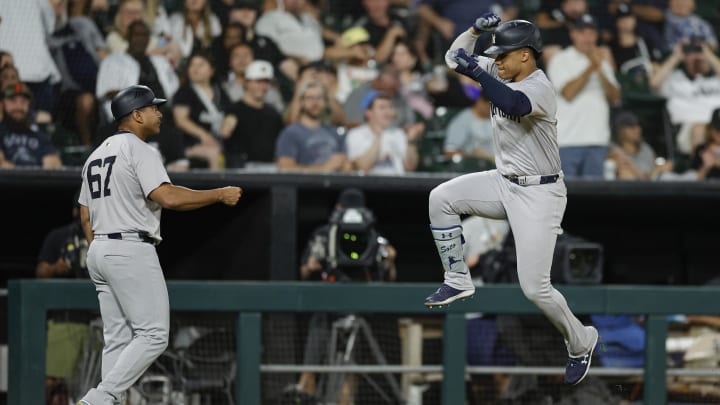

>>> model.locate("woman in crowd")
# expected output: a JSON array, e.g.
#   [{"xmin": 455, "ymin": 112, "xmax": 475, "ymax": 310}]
[{"xmin": 172, "ymin": 52, "xmax": 232, "ymax": 170}]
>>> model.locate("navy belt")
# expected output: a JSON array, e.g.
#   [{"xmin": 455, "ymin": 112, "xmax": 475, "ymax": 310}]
[
  {"xmin": 106, "ymin": 232, "xmax": 157, "ymax": 245},
  {"xmin": 503, "ymin": 174, "xmax": 560, "ymax": 186}
]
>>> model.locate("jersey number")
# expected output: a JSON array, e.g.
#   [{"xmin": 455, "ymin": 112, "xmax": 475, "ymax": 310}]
[{"xmin": 87, "ymin": 156, "xmax": 117, "ymax": 199}]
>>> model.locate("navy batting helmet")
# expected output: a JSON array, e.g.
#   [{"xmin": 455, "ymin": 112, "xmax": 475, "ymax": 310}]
[
  {"xmin": 110, "ymin": 85, "xmax": 166, "ymax": 121},
  {"xmin": 484, "ymin": 20, "xmax": 542, "ymax": 56}
]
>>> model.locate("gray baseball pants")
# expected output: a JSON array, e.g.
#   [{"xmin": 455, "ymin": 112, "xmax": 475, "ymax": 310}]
[
  {"xmin": 429, "ymin": 170, "xmax": 594, "ymax": 355},
  {"xmin": 85, "ymin": 239, "xmax": 169, "ymax": 399}
]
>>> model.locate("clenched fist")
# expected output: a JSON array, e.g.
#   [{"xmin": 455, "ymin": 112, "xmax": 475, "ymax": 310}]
[
  {"xmin": 218, "ymin": 186, "xmax": 242, "ymax": 206},
  {"xmin": 473, "ymin": 12, "xmax": 501, "ymax": 32}
]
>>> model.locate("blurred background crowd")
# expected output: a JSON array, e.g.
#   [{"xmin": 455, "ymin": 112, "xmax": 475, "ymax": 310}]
[{"xmin": 1, "ymin": 0, "xmax": 719, "ymax": 180}]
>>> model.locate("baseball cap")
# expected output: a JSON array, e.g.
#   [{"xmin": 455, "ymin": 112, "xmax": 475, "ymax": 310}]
[
  {"xmin": 613, "ymin": 111, "xmax": 640, "ymax": 131},
  {"xmin": 360, "ymin": 90, "xmax": 381, "ymax": 111},
  {"xmin": 341, "ymin": 27, "xmax": 370, "ymax": 47},
  {"xmin": 2, "ymin": 82, "xmax": 32, "ymax": 100},
  {"xmin": 617, "ymin": 3, "xmax": 632, "ymax": 18},
  {"xmin": 571, "ymin": 14, "xmax": 598, "ymax": 30},
  {"xmin": 245, "ymin": 60, "xmax": 274, "ymax": 80},
  {"xmin": 337, "ymin": 188, "xmax": 366, "ymax": 208},
  {"xmin": 710, "ymin": 108, "xmax": 720, "ymax": 130}
]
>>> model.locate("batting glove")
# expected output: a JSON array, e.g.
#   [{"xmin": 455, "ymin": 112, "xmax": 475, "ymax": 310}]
[
  {"xmin": 452, "ymin": 48, "xmax": 483, "ymax": 80},
  {"xmin": 473, "ymin": 12, "xmax": 501, "ymax": 32}
]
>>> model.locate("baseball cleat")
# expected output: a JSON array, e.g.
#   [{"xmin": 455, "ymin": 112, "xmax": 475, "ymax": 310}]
[
  {"xmin": 424, "ymin": 284, "xmax": 475, "ymax": 307},
  {"xmin": 564, "ymin": 326, "xmax": 599, "ymax": 385}
]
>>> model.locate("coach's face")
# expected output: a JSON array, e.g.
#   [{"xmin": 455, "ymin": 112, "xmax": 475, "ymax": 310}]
[{"xmin": 138, "ymin": 104, "xmax": 163, "ymax": 135}]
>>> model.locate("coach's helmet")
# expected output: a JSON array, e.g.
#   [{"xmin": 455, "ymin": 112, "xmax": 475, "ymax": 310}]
[
  {"xmin": 484, "ymin": 20, "xmax": 542, "ymax": 56},
  {"xmin": 110, "ymin": 85, "xmax": 167, "ymax": 121}
]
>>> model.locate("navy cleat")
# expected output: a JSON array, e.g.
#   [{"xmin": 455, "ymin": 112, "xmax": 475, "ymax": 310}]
[
  {"xmin": 564, "ymin": 326, "xmax": 599, "ymax": 385},
  {"xmin": 424, "ymin": 284, "xmax": 475, "ymax": 307}
]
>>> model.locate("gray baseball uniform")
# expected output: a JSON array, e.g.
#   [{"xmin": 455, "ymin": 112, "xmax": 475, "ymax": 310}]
[
  {"xmin": 78, "ymin": 131, "xmax": 171, "ymax": 400},
  {"xmin": 428, "ymin": 30, "xmax": 594, "ymax": 356}
]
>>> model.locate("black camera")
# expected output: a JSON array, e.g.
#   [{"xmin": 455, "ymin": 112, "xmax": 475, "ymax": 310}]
[{"xmin": 327, "ymin": 207, "xmax": 379, "ymax": 269}]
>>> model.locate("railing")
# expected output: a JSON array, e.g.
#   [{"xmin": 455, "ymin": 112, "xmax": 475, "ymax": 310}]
[{"xmin": 9, "ymin": 280, "xmax": 720, "ymax": 404}]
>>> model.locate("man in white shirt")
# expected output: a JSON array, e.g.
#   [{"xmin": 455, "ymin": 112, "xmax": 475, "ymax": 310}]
[
  {"xmin": 255, "ymin": 0, "xmax": 324, "ymax": 64},
  {"xmin": 547, "ymin": 14, "xmax": 621, "ymax": 178},
  {"xmin": 345, "ymin": 90, "xmax": 422, "ymax": 174},
  {"xmin": 650, "ymin": 39, "xmax": 720, "ymax": 155},
  {"xmin": 96, "ymin": 21, "xmax": 179, "ymax": 123}
]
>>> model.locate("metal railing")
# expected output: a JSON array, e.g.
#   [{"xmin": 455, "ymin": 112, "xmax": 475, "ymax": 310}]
[{"xmin": 9, "ymin": 280, "xmax": 720, "ymax": 404}]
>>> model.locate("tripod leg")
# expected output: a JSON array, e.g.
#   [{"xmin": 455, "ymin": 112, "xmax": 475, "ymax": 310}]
[{"xmin": 357, "ymin": 318, "xmax": 404, "ymax": 403}]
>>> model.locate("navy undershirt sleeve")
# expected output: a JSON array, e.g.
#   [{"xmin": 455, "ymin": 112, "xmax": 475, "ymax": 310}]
[{"xmin": 473, "ymin": 71, "xmax": 532, "ymax": 117}]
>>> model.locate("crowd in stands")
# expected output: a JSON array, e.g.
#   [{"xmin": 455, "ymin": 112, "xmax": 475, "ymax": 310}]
[{"xmin": 1, "ymin": 0, "xmax": 720, "ymax": 180}]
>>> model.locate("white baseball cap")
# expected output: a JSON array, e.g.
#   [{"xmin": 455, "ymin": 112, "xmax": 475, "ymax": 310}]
[{"xmin": 245, "ymin": 60, "xmax": 274, "ymax": 80}]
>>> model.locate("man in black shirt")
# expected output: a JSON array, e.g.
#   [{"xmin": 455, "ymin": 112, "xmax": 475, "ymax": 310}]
[{"xmin": 223, "ymin": 60, "xmax": 284, "ymax": 168}]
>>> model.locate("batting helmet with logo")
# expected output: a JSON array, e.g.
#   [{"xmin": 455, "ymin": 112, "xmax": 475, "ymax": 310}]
[
  {"xmin": 484, "ymin": 20, "xmax": 542, "ymax": 56},
  {"xmin": 110, "ymin": 85, "xmax": 167, "ymax": 121}
]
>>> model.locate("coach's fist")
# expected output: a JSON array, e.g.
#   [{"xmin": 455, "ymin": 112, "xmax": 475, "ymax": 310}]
[
  {"xmin": 473, "ymin": 12, "xmax": 500, "ymax": 32},
  {"xmin": 218, "ymin": 186, "xmax": 242, "ymax": 206}
]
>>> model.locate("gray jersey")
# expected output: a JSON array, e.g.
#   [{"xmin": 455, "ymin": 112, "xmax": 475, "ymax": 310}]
[
  {"xmin": 491, "ymin": 69, "xmax": 560, "ymax": 176},
  {"xmin": 446, "ymin": 31, "xmax": 561, "ymax": 177},
  {"xmin": 78, "ymin": 131, "xmax": 171, "ymax": 241}
]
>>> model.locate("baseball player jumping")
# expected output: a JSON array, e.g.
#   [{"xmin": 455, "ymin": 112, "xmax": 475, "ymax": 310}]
[
  {"xmin": 77, "ymin": 85, "xmax": 242, "ymax": 405},
  {"xmin": 424, "ymin": 14, "xmax": 599, "ymax": 385}
]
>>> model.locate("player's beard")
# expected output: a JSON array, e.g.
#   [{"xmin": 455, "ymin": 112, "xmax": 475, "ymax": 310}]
[{"xmin": 3, "ymin": 110, "xmax": 31, "ymax": 132}]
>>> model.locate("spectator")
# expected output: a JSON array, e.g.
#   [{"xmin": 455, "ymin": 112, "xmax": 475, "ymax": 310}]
[
  {"xmin": 416, "ymin": 0, "xmax": 518, "ymax": 64},
  {"xmin": 443, "ymin": 90, "xmax": 494, "ymax": 165},
  {"xmin": 607, "ymin": 0, "xmax": 668, "ymax": 54},
  {"xmin": 255, "ymin": 0, "xmax": 324, "ymax": 65},
  {"xmin": 210, "ymin": 21, "xmax": 246, "ymax": 80},
  {"xmin": 344, "ymin": 64, "xmax": 424, "ymax": 131},
  {"xmin": 222, "ymin": 44, "xmax": 285, "ymax": 112},
  {"xmin": 691, "ymin": 107, "xmax": 720, "ymax": 180},
  {"xmin": 47, "ymin": 0, "xmax": 107, "ymax": 146},
  {"xmin": 353, "ymin": 0, "xmax": 409, "ymax": 64},
  {"xmin": 285, "ymin": 61, "xmax": 345, "ymax": 126},
  {"xmin": 535, "ymin": 0, "xmax": 591, "ymax": 64},
  {"xmin": 105, "ymin": 0, "xmax": 146, "ymax": 53},
  {"xmin": 346, "ymin": 90, "xmax": 421, "ymax": 174},
  {"xmin": 223, "ymin": 60, "xmax": 284, "ymax": 168},
  {"xmin": 0, "ymin": 65, "xmax": 21, "ymax": 123},
  {"xmin": 96, "ymin": 20, "xmax": 179, "ymax": 124},
  {"xmin": 0, "ymin": 50, "xmax": 14, "ymax": 69},
  {"xmin": 390, "ymin": 39, "xmax": 434, "ymax": 120},
  {"xmin": 608, "ymin": 2, "xmax": 664, "ymax": 87},
  {"xmin": 228, "ymin": 0, "xmax": 297, "ymax": 81},
  {"xmin": 547, "ymin": 14, "xmax": 621, "ymax": 178},
  {"xmin": 0, "ymin": 84, "xmax": 62, "ymax": 169},
  {"xmin": 172, "ymin": 52, "xmax": 231, "ymax": 170},
  {"xmin": 650, "ymin": 40, "xmax": 720, "ymax": 155},
  {"xmin": 0, "ymin": 0, "xmax": 61, "ymax": 124},
  {"xmin": 663, "ymin": 0, "xmax": 717, "ymax": 51},
  {"xmin": 168, "ymin": 0, "xmax": 223, "ymax": 60},
  {"xmin": 334, "ymin": 27, "xmax": 379, "ymax": 103},
  {"xmin": 607, "ymin": 111, "xmax": 673, "ymax": 180},
  {"xmin": 275, "ymin": 81, "xmax": 351, "ymax": 172}
]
